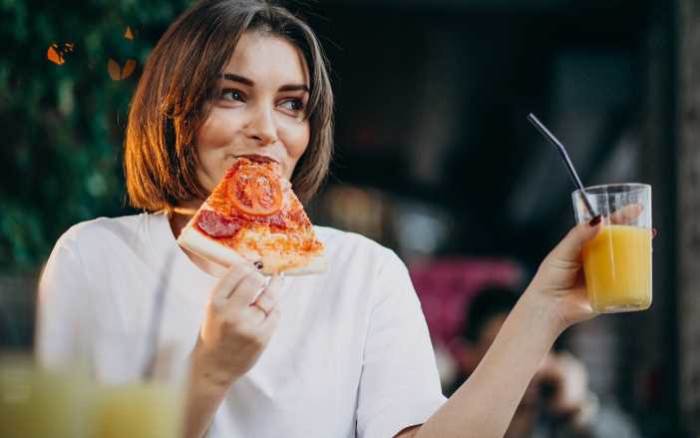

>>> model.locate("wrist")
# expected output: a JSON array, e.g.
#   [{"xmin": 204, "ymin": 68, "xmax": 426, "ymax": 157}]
[
  {"xmin": 519, "ymin": 286, "xmax": 570, "ymax": 337},
  {"xmin": 190, "ymin": 341, "xmax": 240, "ymax": 391}
]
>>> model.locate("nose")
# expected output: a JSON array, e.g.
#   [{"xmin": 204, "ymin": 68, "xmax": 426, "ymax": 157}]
[{"xmin": 244, "ymin": 105, "xmax": 278, "ymax": 146}]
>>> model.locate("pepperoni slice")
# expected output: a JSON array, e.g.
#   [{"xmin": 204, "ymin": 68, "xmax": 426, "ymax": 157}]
[
  {"xmin": 196, "ymin": 210, "xmax": 241, "ymax": 237},
  {"xmin": 229, "ymin": 164, "xmax": 283, "ymax": 216}
]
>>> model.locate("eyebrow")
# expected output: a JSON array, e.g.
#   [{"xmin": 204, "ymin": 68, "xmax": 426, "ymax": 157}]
[{"xmin": 222, "ymin": 73, "xmax": 309, "ymax": 93}]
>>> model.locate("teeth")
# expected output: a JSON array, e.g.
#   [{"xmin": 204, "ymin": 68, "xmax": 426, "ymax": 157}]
[{"xmin": 237, "ymin": 154, "xmax": 279, "ymax": 164}]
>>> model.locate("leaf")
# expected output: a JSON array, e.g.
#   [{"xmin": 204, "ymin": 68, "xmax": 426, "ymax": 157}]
[
  {"xmin": 108, "ymin": 59, "xmax": 137, "ymax": 81},
  {"xmin": 47, "ymin": 44, "xmax": 64, "ymax": 65},
  {"xmin": 122, "ymin": 59, "xmax": 137, "ymax": 79},
  {"xmin": 46, "ymin": 42, "xmax": 74, "ymax": 66},
  {"xmin": 107, "ymin": 58, "xmax": 121, "ymax": 81}
]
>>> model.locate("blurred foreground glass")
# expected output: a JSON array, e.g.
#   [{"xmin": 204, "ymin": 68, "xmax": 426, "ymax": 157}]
[
  {"xmin": 572, "ymin": 183, "xmax": 652, "ymax": 313},
  {"xmin": 0, "ymin": 353, "xmax": 184, "ymax": 437},
  {"xmin": 93, "ymin": 379, "xmax": 183, "ymax": 438},
  {"xmin": 0, "ymin": 354, "xmax": 92, "ymax": 437}
]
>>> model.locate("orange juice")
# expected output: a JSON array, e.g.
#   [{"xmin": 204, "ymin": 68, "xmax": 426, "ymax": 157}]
[
  {"xmin": 582, "ymin": 225, "xmax": 652, "ymax": 312},
  {"xmin": 94, "ymin": 382, "xmax": 183, "ymax": 438},
  {"xmin": 0, "ymin": 357, "xmax": 93, "ymax": 438}
]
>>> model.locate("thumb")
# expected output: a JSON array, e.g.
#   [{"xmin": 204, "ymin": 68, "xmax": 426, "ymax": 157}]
[{"xmin": 547, "ymin": 216, "xmax": 602, "ymax": 265}]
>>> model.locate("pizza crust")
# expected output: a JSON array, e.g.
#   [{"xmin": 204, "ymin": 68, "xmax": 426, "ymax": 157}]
[{"xmin": 177, "ymin": 224, "xmax": 327, "ymax": 276}]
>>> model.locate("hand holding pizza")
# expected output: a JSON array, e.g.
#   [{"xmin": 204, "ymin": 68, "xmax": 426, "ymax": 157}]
[{"xmin": 192, "ymin": 261, "xmax": 282, "ymax": 385}]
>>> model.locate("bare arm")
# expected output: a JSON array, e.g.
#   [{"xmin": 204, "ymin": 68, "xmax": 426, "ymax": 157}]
[
  {"xmin": 394, "ymin": 293, "xmax": 561, "ymax": 438},
  {"xmin": 414, "ymin": 289, "xmax": 563, "ymax": 438},
  {"xmin": 183, "ymin": 350, "xmax": 235, "ymax": 438},
  {"xmin": 395, "ymin": 425, "xmax": 420, "ymax": 438},
  {"xmin": 182, "ymin": 267, "xmax": 282, "ymax": 438},
  {"xmin": 411, "ymin": 220, "xmax": 602, "ymax": 438}
]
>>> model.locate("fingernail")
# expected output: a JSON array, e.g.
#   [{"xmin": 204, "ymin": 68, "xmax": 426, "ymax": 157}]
[{"xmin": 589, "ymin": 215, "xmax": 602, "ymax": 227}]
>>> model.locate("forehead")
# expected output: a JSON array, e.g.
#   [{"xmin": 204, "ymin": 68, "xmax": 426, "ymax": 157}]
[{"xmin": 223, "ymin": 31, "xmax": 309, "ymax": 85}]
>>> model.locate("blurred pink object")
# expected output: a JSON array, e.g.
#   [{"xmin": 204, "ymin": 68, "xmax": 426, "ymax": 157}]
[{"xmin": 409, "ymin": 258, "xmax": 523, "ymax": 350}]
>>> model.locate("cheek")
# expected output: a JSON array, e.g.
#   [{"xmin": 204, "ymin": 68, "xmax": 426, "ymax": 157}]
[
  {"xmin": 196, "ymin": 110, "xmax": 237, "ymax": 153},
  {"xmin": 283, "ymin": 121, "xmax": 311, "ymax": 161},
  {"xmin": 283, "ymin": 124, "xmax": 310, "ymax": 180},
  {"xmin": 194, "ymin": 111, "xmax": 239, "ymax": 189}
]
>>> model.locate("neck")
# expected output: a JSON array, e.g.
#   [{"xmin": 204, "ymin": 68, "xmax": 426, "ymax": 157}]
[
  {"xmin": 168, "ymin": 200, "xmax": 202, "ymax": 238},
  {"xmin": 168, "ymin": 200, "xmax": 228, "ymax": 276}
]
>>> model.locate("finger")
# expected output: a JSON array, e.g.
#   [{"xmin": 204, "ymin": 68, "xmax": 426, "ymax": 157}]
[
  {"xmin": 566, "ymin": 285, "xmax": 596, "ymax": 316},
  {"xmin": 252, "ymin": 278, "xmax": 282, "ymax": 315},
  {"xmin": 547, "ymin": 219, "xmax": 602, "ymax": 265},
  {"xmin": 259, "ymin": 307, "xmax": 281, "ymax": 333},
  {"xmin": 228, "ymin": 269, "xmax": 267, "ymax": 308},
  {"xmin": 251, "ymin": 274, "xmax": 282, "ymax": 302},
  {"xmin": 262, "ymin": 275, "xmax": 283, "ymax": 303},
  {"xmin": 609, "ymin": 203, "xmax": 644, "ymax": 225},
  {"xmin": 249, "ymin": 301, "xmax": 270, "ymax": 322},
  {"xmin": 248, "ymin": 302, "xmax": 281, "ymax": 335},
  {"xmin": 210, "ymin": 261, "xmax": 258, "ymax": 304},
  {"xmin": 252, "ymin": 294, "xmax": 273, "ymax": 316}
]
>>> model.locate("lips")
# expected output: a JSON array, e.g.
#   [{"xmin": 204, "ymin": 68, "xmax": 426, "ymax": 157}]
[{"xmin": 235, "ymin": 154, "xmax": 280, "ymax": 164}]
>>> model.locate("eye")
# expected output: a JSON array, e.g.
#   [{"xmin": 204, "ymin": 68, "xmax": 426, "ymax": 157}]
[
  {"xmin": 220, "ymin": 88, "xmax": 245, "ymax": 102},
  {"xmin": 279, "ymin": 98, "xmax": 305, "ymax": 113}
]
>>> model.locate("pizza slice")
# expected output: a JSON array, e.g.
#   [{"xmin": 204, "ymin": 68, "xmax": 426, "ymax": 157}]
[{"xmin": 177, "ymin": 155, "xmax": 326, "ymax": 275}]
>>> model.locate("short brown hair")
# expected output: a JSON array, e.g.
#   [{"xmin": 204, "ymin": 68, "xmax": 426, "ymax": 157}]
[{"xmin": 124, "ymin": 0, "xmax": 334, "ymax": 211}]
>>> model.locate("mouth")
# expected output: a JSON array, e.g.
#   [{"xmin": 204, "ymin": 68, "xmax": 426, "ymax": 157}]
[{"xmin": 234, "ymin": 154, "xmax": 280, "ymax": 165}]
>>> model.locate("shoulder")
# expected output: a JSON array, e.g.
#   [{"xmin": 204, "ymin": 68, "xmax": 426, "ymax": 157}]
[
  {"xmin": 40, "ymin": 214, "xmax": 150, "ymax": 294},
  {"xmin": 57, "ymin": 214, "xmax": 145, "ymax": 243},
  {"xmin": 55, "ymin": 213, "xmax": 158, "ymax": 260},
  {"xmin": 313, "ymin": 226, "xmax": 407, "ymax": 285},
  {"xmin": 314, "ymin": 225, "xmax": 400, "ymax": 266}
]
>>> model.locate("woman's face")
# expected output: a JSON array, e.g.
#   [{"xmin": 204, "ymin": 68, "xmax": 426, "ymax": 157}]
[{"xmin": 194, "ymin": 31, "xmax": 311, "ymax": 193}]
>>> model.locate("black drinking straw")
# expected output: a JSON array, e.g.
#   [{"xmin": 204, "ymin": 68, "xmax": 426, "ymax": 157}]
[{"xmin": 527, "ymin": 113, "xmax": 597, "ymax": 218}]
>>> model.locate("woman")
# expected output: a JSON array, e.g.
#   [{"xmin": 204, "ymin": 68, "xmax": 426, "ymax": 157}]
[{"xmin": 37, "ymin": 1, "xmax": 603, "ymax": 437}]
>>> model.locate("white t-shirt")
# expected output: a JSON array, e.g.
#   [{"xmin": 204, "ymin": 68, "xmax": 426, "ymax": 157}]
[{"xmin": 37, "ymin": 212, "xmax": 446, "ymax": 438}]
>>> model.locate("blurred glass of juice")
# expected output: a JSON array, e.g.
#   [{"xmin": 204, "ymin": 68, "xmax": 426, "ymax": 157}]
[
  {"xmin": 0, "ymin": 354, "xmax": 93, "ymax": 438},
  {"xmin": 94, "ymin": 381, "xmax": 183, "ymax": 438}
]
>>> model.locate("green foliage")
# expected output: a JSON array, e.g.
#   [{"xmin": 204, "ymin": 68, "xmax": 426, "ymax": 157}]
[{"xmin": 0, "ymin": 0, "xmax": 193, "ymax": 271}]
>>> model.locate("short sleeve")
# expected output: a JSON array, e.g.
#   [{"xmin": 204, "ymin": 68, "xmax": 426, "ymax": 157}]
[
  {"xmin": 36, "ymin": 230, "xmax": 92, "ymax": 369},
  {"xmin": 356, "ymin": 251, "xmax": 446, "ymax": 438}
]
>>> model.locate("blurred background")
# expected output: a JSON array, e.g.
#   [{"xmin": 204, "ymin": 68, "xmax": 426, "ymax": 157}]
[{"xmin": 1, "ymin": 0, "xmax": 697, "ymax": 436}]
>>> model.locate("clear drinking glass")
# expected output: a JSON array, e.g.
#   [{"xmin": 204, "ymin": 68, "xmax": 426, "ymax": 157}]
[
  {"xmin": 572, "ymin": 183, "xmax": 653, "ymax": 313},
  {"xmin": 92, "ymin": 378, "xmax": 184, "ymax": 438},
  {"xmin": 0, "ymin": 354, "xmax": 185, "ymax": 438},
  {"xmin": 0, "ymin": 353, "xmax": 93, "ymax": 438}
]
